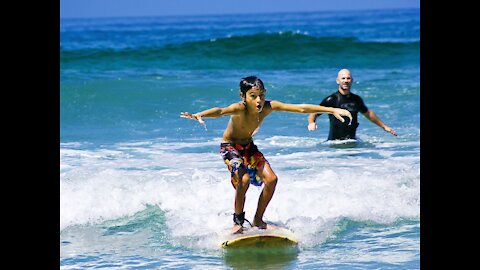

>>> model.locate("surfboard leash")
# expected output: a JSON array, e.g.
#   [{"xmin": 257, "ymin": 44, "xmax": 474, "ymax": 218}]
[{"xmin": 233, "ymin": 211, "xmax": 253, "ymax": 228}]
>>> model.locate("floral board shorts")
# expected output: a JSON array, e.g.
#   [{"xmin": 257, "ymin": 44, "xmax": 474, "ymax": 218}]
[{"xmin": 219, "ymin": 141, "xmax": 267, "ymax": 186}]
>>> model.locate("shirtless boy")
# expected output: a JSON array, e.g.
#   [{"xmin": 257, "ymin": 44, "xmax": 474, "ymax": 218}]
[{"xmin": 181, "ymin": 76, "xmax": 352, "ymax": 234}]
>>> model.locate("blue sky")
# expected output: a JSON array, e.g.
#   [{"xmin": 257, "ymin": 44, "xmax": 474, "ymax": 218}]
[{"xmin": 60, "ymin": 0, "xmax": 420, "ymax": 18}]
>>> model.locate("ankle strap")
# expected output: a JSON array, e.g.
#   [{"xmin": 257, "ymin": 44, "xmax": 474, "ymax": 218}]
[{"xmin": 233, "ymin": 212, "xmax": 252, "ymax": 227}]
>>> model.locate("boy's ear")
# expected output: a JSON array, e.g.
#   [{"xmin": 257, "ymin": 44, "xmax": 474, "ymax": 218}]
[{"xmin": 239, "ymin": 92, "xmax": 245, "ymax": 100}]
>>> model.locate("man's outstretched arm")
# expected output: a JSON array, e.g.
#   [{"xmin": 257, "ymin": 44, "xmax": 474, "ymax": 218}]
[{"xmin": 362, "ymin": 110, "xmax": 397, "ymax": 136}]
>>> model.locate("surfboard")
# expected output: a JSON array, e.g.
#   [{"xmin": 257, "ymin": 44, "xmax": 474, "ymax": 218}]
[{"xmin": 221, "ymin": 226, "xmax": 298, "ymax": 249}]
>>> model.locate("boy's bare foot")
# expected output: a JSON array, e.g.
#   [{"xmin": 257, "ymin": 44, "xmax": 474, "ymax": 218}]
[
  {"xmin": 231, "ymin": 224, "xmax": 243, "ymax": 234},
  {"xmin": 253, "ymin": 219, "xmax": 277, "ymax": 230}
]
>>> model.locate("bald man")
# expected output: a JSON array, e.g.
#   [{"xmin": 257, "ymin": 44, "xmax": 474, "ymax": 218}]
[{"xmin": 308, "ymin": 69, "xmax": 397, "ymax": 141}]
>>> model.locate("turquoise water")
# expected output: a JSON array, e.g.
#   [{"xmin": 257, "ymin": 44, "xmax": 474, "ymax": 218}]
[{"xmin": 60, "ymin": 8, "xmax": 420, "ymax": 269}]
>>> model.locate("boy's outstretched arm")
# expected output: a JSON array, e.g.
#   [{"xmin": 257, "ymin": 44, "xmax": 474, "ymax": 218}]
[
  {"xmin": 270, "ymin": 101, "xmax": 353, "ymax": 124},
  {"xmin": 180, "ymin": 103, "xmax": 243, "ymax": 124}
]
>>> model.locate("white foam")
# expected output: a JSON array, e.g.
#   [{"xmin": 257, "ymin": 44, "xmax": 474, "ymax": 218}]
[{"xmin": 60, "ymin": 138, "xmax": 419, "ymax": 248}]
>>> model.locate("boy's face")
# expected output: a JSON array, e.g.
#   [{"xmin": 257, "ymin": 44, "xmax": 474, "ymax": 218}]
[{"xmin": 242, "ymin": 87, "xmax": 266, "ymax": 113}]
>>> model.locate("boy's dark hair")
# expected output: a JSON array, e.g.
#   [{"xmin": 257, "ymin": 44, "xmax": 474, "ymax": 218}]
[{"xmin": 239, "ymin": 76, "xmax": 266, "ymax": 95}]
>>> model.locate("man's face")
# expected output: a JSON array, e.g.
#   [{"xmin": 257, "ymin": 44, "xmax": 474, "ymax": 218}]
[{"xmin": 336, "ymin": 71, "xmax": 353, "ymax": 91}]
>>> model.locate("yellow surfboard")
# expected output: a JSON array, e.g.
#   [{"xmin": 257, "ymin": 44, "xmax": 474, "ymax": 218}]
[{"xmin": 221, "ymin": 227, "xmax": 298, "ymax": 249}]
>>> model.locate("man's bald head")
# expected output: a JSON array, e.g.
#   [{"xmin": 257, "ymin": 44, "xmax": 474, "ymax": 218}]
[{"xmin": 337, "ymin": 69, "xmax": 352, "ymax": 80}]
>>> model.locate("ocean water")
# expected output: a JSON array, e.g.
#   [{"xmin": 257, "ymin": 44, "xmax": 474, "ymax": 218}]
[{"xmin": 60, "ymin": 8, "xmax": 420, "ymax": 269}]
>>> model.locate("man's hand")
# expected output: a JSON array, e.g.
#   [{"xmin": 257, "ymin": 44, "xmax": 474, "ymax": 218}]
[{"xmin": 384, "ymin": 126, "xmax": 397, "ymax": 136}]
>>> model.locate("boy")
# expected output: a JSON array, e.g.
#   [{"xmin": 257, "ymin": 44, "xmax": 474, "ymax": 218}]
[{"xmin": 181, "ymin": 76, "xmax": 352, "ymax": 234}]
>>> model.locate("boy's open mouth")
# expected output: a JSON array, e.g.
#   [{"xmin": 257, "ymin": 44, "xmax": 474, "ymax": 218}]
[{"xmin": 256, "ymin": 104, "xmax": 263, "ymax": 111}]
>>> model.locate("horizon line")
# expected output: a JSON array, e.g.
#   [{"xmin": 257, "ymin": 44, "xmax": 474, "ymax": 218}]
[{"xmin": 60, "ymin": 6, "xmax": 419, "ymax": 20}]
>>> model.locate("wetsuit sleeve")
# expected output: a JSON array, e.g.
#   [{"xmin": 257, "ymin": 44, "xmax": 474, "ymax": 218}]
[
  {"xmin": 320, "ymin": 94, "xmax": 336, "ymax": 107},
  {"xmin": 356, "ymin": 96, "xmax": 368, "ymax": 113}
]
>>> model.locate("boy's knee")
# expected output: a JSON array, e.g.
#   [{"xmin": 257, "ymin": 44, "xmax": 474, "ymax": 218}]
[
  {"xmin": 241, "ymin": 173, "xmax": 251, "ymax": 185},
  {"xmin": 264, "ymin": 175, "xmax": 277, "ymax": 187},
  {"xmin": 235, "ymin": 170, "xmax": 250, "ymax": 188}
]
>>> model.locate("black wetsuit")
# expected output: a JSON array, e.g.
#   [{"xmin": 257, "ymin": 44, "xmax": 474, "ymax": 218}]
[{"xmin": 319, "ymin": 91, "xmax": 368, "ymax": 140}]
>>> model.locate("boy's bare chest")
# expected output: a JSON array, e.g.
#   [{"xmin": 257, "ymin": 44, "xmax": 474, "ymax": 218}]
[{"xmin": 232, "ymin": 114, "xmax": 264, "ymax": 132}]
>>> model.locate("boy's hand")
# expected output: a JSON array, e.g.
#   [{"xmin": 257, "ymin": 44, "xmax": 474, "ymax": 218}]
[
  {"xmin": 307, "ymin": 122, "xmax": 317, "ymax": 131},
  {"xmin": 180, "ymin": 112, "xmax": 205, "ymax": 124},
  {"xmin": 332, "ymin": 108, "xmax": 353, "ymax": 125}
]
